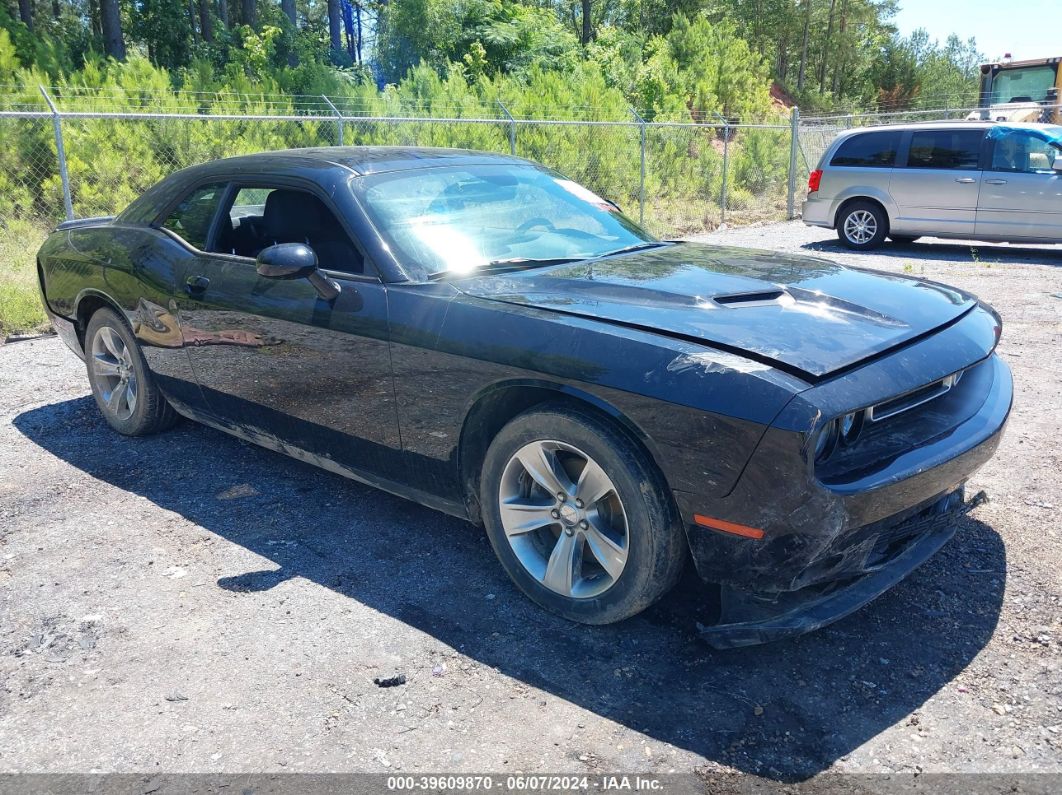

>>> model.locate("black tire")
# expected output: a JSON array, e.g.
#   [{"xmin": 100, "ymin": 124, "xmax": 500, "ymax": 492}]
[
  {"xmin": 888, "ymin": 234, "xmax": 920, "ymax": 245},
  {"xmin": 84, "ymin": 307, "xmax": 178, "ymax": 436},
  {"xmin": 480, "ymin": 404, "xmax": 687, "ymax": 624},
  {"xmin": 836, "ymin": 201, "xmax": 888, "ymax": 250}
]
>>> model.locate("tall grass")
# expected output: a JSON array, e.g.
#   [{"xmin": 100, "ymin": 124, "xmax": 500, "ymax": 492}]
[{"xmin": 0, "ymin": 220, "xmax": 50, "ymax": 337}]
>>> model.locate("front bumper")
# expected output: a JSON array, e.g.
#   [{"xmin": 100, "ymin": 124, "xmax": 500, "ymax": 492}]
[
  {"xmin": 698, "ymin": 489, "xmax": 976, "ymax": 648},
  {"xmin": 673, "ymin": 302, "xmax": 1011, "ymax": 644},
  {"xmin": 677, "ymin": 350, "xmax": 1010, "ymax": 591}
]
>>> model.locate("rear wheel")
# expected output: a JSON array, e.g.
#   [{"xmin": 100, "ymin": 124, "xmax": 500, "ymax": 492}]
[
  {"xmin": 837, "ymin": 201, "xmax": 888, "ymax": 250},
  {"xmin": 85, "ymin": 307, "xmax": 177, "ymax": 436},
  {"xmin": 480, "ymin": 405, "xmax": 687, "ymax": 624}
]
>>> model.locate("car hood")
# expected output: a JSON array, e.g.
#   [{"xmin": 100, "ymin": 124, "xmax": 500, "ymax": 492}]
[{"xmin": 454, "ymin": 243, "xmax": 976, "ymax": 380}]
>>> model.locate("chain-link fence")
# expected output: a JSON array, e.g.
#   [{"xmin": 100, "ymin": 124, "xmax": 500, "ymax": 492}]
[
  {"xmin": 0, "ymin": 87, "xmax": 800, "ymax": 249},
  {"xmin": 13, "ymin": 87, "xmax": 1056, "ymax": 258}
]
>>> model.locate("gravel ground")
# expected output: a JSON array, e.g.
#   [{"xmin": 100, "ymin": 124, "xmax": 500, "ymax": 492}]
[{"xmin": 0, "ymin": 221, "xmax": 1059, "ymax": 786}]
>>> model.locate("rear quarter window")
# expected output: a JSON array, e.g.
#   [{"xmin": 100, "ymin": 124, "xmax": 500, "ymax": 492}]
[
  {"xmin": 159, "ymin": 183, "xmax": 227, "ymax": 249},
  {"xmin": 830, "ymin": 131, "xmax": 902, "ymax": 167}
]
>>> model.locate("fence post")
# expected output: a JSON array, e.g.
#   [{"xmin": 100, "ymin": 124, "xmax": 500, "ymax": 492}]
[
  {"xmin": 786, "ymin": 106, "xmax": 800, "ymax": 221},
  {"xmin": 719, "ymin": 118, "xmax": 730, "ymax": 225},
  {"xmin": 322, "ymin": 95, "xmax": 344, "ymax": 146},
  {"xmin": 40, "ymin": 85, "xmax": 73, "ymax": 221},
  {"xmin": 497, "ymin": 100, "xmax": 516, "ymax": 155},
  {"xmin": 629, "ymin": 107, "xmax": 646, "ymax": 227}
]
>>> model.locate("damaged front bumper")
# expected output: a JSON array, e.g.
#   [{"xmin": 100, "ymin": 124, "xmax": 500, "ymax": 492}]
[
  {"xmin": 699, "ymin": 489, "xmax": 981, "ymax": 648},
  {"xmin": 673, "ymin": 305, "xmax": 1011, "ymax": 647}
]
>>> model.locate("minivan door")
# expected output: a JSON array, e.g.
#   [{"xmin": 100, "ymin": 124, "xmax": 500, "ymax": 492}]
[
  {"xmin": 888, "ymin": 128, "xmax": 986, "ymax": 237},
  {"xmin": 976, "ymin": 127, "xmax": 1062, "ymax": 241}
]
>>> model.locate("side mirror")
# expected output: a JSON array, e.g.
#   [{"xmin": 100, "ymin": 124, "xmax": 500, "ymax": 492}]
[
  {"xmin": 256, "ymin": 242, "xmax": 318, "ymax": 280},
  {"xmin": 256, "ymin": 243, "xmax": 340, "ymax": 301}
]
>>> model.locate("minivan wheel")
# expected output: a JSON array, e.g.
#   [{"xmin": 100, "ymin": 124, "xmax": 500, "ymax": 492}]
[
  {"xmin": 480, "ymin": 405, "xmax": 687, "ymax": 625},
  {"xmin": 837, "ymin": 201, "xmax": 888, "ymax": 250}
]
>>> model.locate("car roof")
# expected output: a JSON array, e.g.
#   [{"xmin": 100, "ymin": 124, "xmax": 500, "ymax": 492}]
[
  {"xmin": 116, "ymin": 146, "xmax": 538, "ymax": 226},
  {"xmin": 186, "ymin": 146, "xmax": 532, "ymax": 178},
  {"xmin": 831, "ymin": 120, "xmax": 1060, "ymax": 138}
]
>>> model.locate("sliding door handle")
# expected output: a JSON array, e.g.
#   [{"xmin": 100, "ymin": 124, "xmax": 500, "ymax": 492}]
[
  {"xmin": 954, "ymin": 177, "xmax": 977, "ymax": 184},
  {"xmin": 984, "ymin": 178, "xmax": 1008, "ymax": 185}
]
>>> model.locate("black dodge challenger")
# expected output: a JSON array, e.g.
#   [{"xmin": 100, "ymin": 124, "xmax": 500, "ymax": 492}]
[{"xmin": 35, "ymin": 147, "xmax": 1012, "ymax": 646}]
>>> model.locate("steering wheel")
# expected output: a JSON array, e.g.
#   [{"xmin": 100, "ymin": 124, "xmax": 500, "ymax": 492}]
[{"xmin": 515, "ymin": 217, "xmax": 557, "ymax": 234}]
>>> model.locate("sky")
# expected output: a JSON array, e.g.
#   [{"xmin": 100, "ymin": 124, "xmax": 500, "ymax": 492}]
[{"xmin": 894, "ymin": 0, "xmax": 1059, "ymax": 61}]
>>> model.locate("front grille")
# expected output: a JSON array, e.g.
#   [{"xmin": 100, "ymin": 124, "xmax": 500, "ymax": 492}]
[
  {"xmin": 868, "ymin": 370, "xmax": 963, "ymax": 423},
  {"xmin": 865, "ymin": 499, "xmax": 962, "ymax": 567},
  {"xmin": 817, "ymin": 359, "xmax": 990, "ymax": 486},
  {"xmin": 793, "ymin": 490, "xmax": 979, "ymax": 589}
]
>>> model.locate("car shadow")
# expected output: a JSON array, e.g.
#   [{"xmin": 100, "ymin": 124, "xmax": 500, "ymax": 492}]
[
  {"xmin": 12, "ymin": 398, "xmax": 1006, "ymax": 781},
  {"xmin": 801, "ymin": 237, "xmax": 1062, "ymax": 266}
]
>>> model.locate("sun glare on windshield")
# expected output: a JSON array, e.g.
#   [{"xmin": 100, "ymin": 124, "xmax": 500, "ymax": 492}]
[{"xmin": 357, "ymin": 164, "xmax": 655, "ymax": 279}]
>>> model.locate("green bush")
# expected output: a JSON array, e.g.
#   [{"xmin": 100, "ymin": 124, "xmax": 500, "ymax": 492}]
[
  {"xmin": 0, "ymin": 17, "xmax": 793, "ymax": 327},
  {"xmin": 0, "ymin": 218, "xmax": 49, "ymax": 337}
]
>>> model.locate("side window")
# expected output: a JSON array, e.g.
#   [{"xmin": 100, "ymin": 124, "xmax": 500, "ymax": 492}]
[
  {"xmin": 160, "ymin": 183, "xmax": 226, "ymax": 249},
  {"xmin": 989, "ymin": 129, "xmax": 1061, "ymax": 173},
  {"xmin": 213, "ymin": 186, "xmax": 365, "ymax": 275},
  {"xmin": 907, "ymin": 130, "xmax": 984, "ymax": 170},
  {"xmin": 830, "ymin": 131, "xmax": 901, "ymax": 167}
]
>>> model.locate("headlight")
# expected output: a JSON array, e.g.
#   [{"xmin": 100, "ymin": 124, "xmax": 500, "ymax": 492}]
[
  {"xmin": 839, "ymin": 410, "xmax": 864, "ymax": 445},
  {"xmin": 814, "ymin": 419, "xmax": 838, "ymax": 462},
  {"xmin": 815, "ymin": 409, "xmax": 865, "ymax": 462}
]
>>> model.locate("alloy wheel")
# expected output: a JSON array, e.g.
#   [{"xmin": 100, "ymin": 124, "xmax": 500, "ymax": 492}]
[
  {"xmin": 91, "ymin": 326, "xmax": 138, "ymax": 421},
  {"xmin": 498, "ymin": 440, "xmax": 629, "ymax": 599},
  {"xmin": 843, "ymin": 209, "xmax": 878, "ymax": 245}
]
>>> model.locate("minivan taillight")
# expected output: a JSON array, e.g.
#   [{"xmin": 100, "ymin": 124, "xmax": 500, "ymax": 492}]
[{"xmin": 808, "ymin": 169, "xmax": 823, "ymax": 193}]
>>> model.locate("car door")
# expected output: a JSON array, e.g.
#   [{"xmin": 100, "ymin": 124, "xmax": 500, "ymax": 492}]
[
  {"xmin": 888, "ymin": 128, "xmax": 987, "ymax": 237},
  {"xmin": 976, "ymin": 127, "xmax": 1062, "ymax": 240},
  {"xmin": 136, "ymin": 181, "xmax": 231, "ymax": 413},
  {"xmin": 173, "ymin": 181, "xmax": 406, "ymax": 484}
]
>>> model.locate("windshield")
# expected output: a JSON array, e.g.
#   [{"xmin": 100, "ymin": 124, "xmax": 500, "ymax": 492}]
[
  {"xmin": 354, "ymin": 164, "xmax": 655, "ymax": 280},
  {"xmin": 988, "ymin": 65, "xmax": 1059, "ymax": 104}
]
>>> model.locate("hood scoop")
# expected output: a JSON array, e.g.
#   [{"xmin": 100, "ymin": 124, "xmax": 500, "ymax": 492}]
[{"xmin": 713, "ymin": 289, "xmax": 790, "ymax": 308}]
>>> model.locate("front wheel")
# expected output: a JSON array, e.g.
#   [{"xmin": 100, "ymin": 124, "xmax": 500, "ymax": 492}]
[
  {"xmin": 85, "ymin": 307, "xmax": 177, "ymax": 436},
  {"xmin": 480, "ymin": 405, "xmax": 687, "ymax": 624},
  {"xmin": 837, "ymin": 201, "xmax": 888, "ymax": 250}
]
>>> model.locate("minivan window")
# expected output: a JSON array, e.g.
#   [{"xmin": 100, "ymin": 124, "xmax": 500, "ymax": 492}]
[
  {"xmin": 907, "ymin": 130, "xmax": 984, "ymax": 170},
  {"xmin": 988, "ymin": 128, "xmax": 1062, "ymax": 173},
  {"xmin": 830, "ymin": 131, "xmax": 901, "ymax": 167}
]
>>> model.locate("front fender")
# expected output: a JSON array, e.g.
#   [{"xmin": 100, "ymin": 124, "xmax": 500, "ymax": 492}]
[{"xmin": 423, "ymin": 292, "xmax": 808, "ymax": 500}]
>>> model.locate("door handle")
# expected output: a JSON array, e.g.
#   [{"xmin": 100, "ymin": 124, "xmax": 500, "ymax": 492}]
[
  {"xmin": 954, "ymin": 177, "xmax": 977, "ymax": 184},
  {"xmin": 985, "ymin": 178, "xmax": 1008, "ymax": 185},
  {"xmin": 184, "ymin": 275, "xmax": 210, "ymax": 295}
]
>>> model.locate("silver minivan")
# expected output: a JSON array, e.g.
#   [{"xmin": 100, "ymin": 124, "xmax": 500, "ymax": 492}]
[{"xmin": 803, "ymin": 121, "xmax": 1062, "ymax": 249}]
